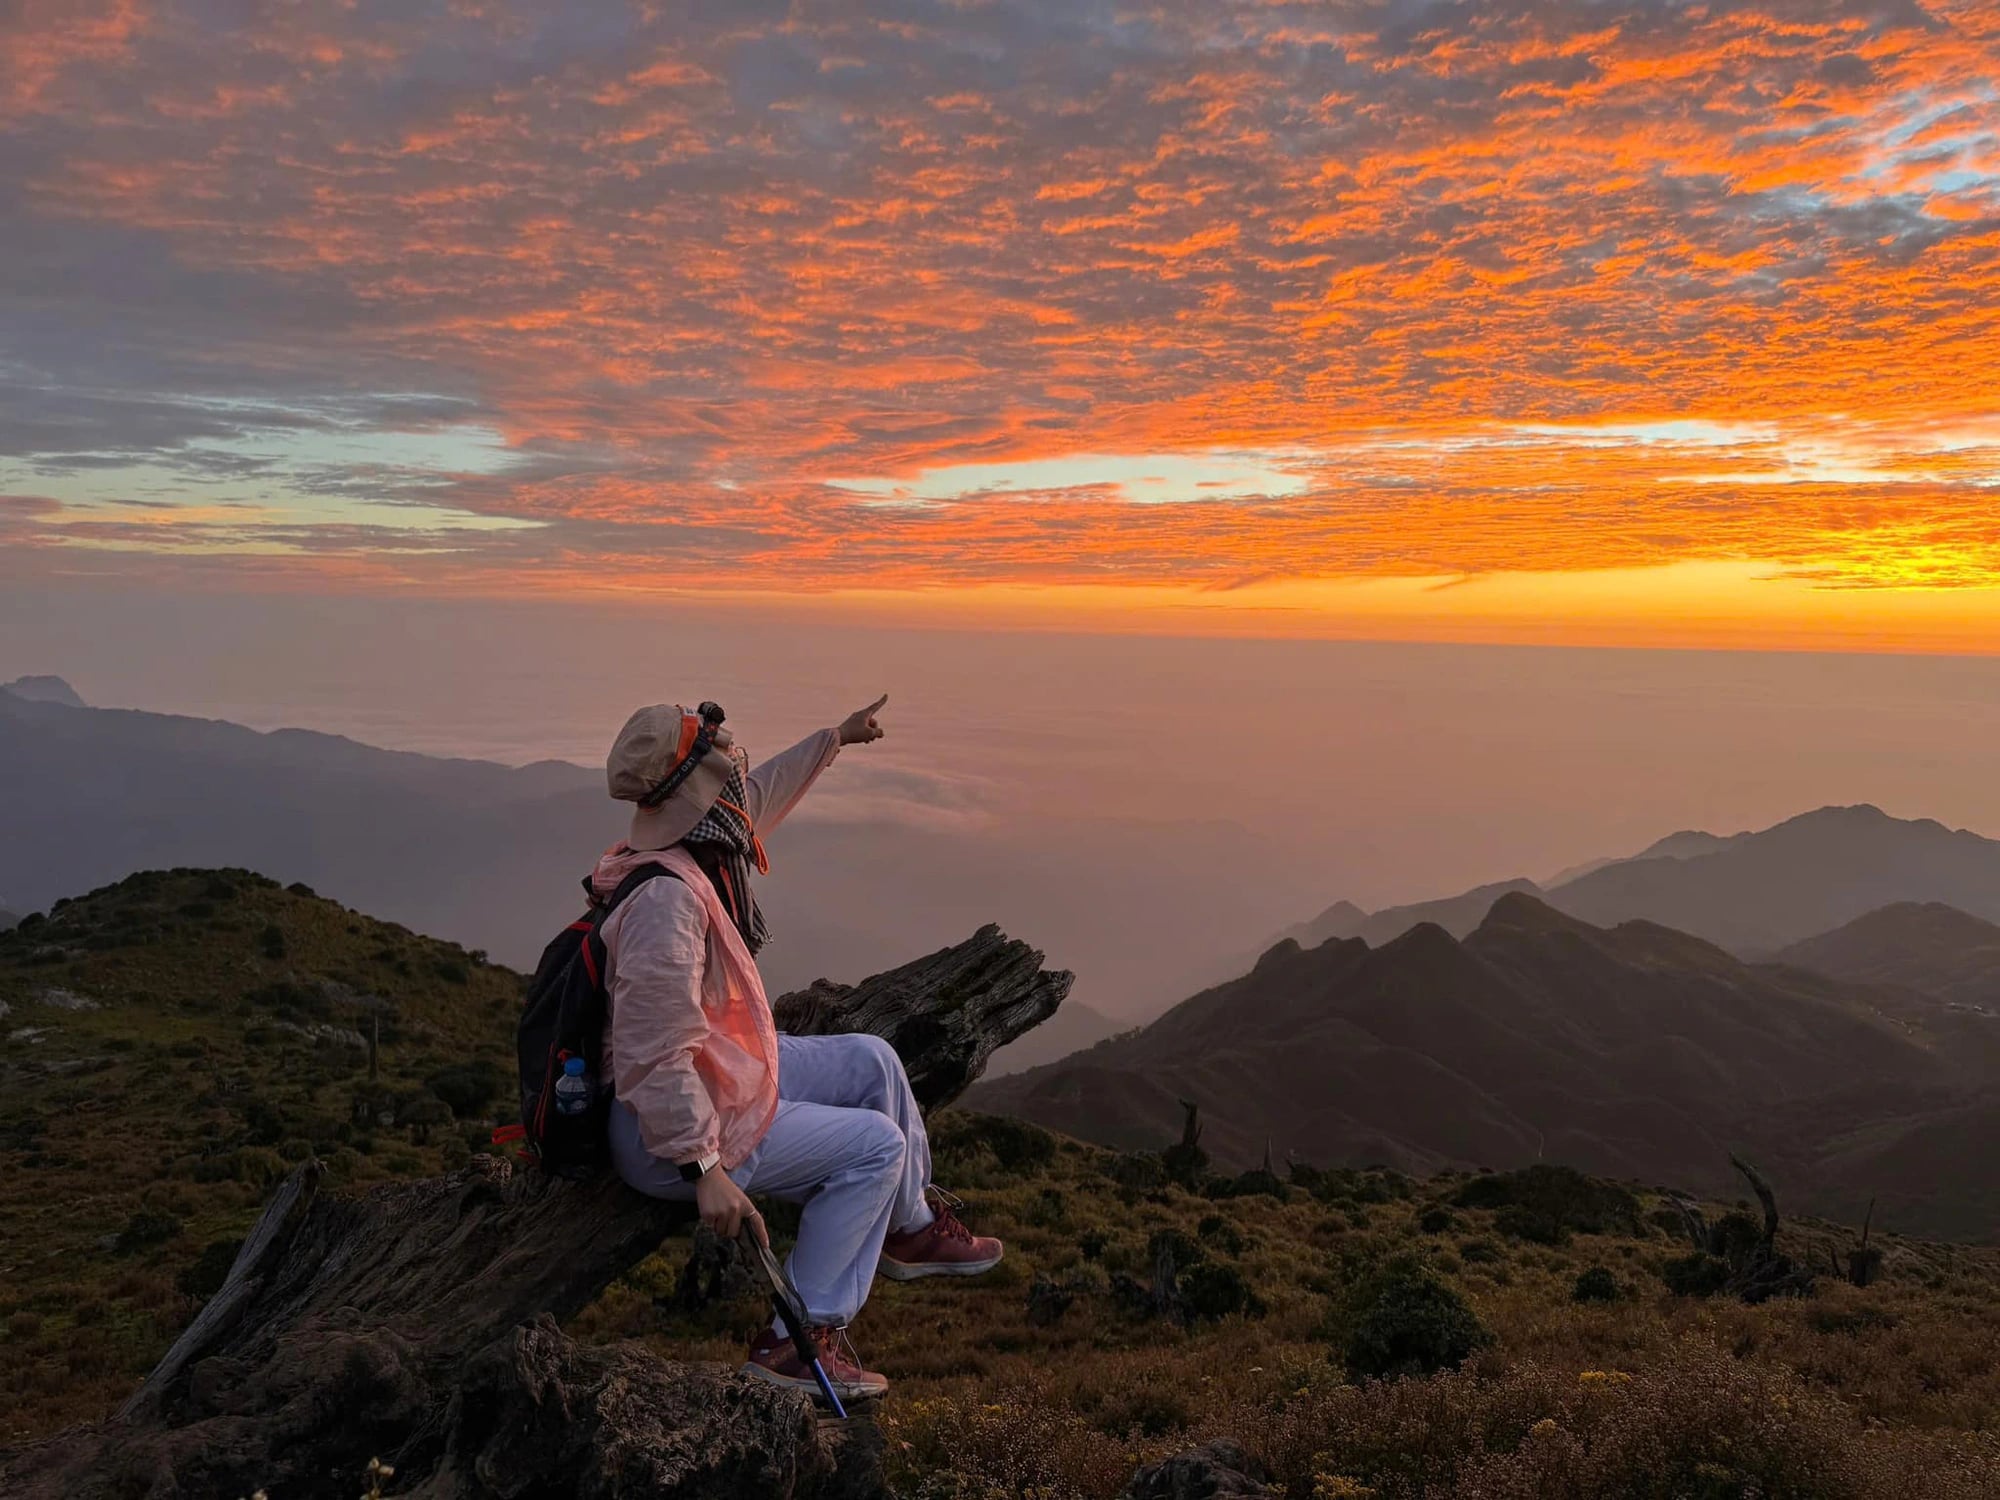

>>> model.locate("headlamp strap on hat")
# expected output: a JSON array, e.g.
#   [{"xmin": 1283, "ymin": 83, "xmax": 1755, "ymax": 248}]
[{"xmin": 637, "ymin": 704, "xmax": 726, "ymax": 811}]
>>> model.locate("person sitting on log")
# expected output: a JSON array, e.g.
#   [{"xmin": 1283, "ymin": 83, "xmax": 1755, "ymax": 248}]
[{"xmin": 593, "ymin": 694, "xmax": 1004, "ymax": 1403}]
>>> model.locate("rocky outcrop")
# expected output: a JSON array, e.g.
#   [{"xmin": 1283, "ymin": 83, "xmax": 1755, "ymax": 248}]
[
  {"xmin": 0, "ymin": 926, "xmax": 1068, "ymax": 1500},
  {"xmin": 1122, "ymin": 1441, "xmax": 1277, "ymax": 1498}
]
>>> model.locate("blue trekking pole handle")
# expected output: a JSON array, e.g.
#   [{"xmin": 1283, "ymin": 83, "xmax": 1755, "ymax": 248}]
[{"xmin": 741, "ymin": 1226, "xmax": 849, "ymax": 1419}]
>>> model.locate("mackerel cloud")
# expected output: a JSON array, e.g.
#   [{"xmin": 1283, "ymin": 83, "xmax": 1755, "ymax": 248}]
[{"xmin": 3, "ymin": 0, "xmax": 1997, "ymax": 593}]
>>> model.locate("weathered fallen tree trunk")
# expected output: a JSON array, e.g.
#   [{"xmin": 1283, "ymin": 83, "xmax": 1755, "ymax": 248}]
[
  {"xmin": 773, "ymin": 923, "xmax": 1070, "ymax": 1108},
  {"xmin": 1, "ymin": 928, "xmax": 1071, "ymax": 1500}
]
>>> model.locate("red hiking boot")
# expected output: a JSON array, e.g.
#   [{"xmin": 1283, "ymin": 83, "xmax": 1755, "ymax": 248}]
[
  {"xmin": 879, "ymin": 1190, "xmax": 1004, "ymax": 1281},
  {"xmin": 742, "ymin": 1324, "xmax": 889, "ymax": 1403}
]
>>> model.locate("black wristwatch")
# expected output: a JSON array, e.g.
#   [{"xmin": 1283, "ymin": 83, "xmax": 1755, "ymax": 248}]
[{"xmin": 678, "ymin": 1150, "xmax": 721, "ymax": 1183}]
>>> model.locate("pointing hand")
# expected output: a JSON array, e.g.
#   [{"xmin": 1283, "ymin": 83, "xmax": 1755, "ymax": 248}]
[{"xmin": 838, "ymin": 694, "xmax": 889, "ymax": 747}]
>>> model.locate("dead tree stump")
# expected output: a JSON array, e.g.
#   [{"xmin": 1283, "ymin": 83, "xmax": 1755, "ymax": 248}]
[{"xmin": 0, "ymin": 927, "xmax": 1070, "ymax": 1500}]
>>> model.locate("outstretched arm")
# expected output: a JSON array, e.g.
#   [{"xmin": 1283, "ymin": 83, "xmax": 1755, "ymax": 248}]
[{"xmin": 744, "ymin": 694, "xmax": 889, "ymax": 834}]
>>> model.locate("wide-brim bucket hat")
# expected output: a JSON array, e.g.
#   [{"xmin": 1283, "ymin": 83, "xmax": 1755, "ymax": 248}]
[{"xmin": 606, "ymin": 703, "xmax": 740, "ymax": 851}]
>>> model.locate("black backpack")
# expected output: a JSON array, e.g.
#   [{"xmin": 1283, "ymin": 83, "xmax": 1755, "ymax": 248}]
[{"xmin": 498, "ymin": 863, "xmax": 679, "ymax": 1176}]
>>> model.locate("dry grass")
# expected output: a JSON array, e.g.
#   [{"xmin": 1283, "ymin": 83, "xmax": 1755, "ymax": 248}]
[{"xmin": 576, "ymin": 1114, "xmax": 2000, "ymax": 1499}]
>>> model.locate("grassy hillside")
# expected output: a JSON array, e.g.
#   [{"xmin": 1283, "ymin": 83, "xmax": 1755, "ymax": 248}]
[
  {"xmin": 5, "ymin": 872, "xmax": 2000, "ymax": 1498},
  {"xmin": 0, "ymin": 869, "xmax": 520, "ymax": 1441}
]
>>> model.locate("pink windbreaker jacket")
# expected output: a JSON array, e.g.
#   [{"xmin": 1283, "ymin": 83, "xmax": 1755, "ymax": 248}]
[{"xmin": 590, "ymin": 728, "xmax": 840, "ymax": 1169}]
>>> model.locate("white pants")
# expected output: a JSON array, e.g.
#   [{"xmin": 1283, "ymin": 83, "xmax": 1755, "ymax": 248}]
[{"xmin": 610, "ymin": 1032, "xmax": 934, "ymax": 1326}]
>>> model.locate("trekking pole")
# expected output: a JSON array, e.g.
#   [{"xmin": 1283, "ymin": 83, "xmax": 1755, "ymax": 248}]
[{"xmin": 738, "ymin": 1225, "xmax": 849, "ymax": 1419}]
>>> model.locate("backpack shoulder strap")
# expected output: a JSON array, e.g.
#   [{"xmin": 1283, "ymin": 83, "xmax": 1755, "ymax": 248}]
[
  {"xmin": 593, "ymin": 862, "xmax": 683, "ymax": 928},
  {"xmin": 573, "ymin": 864, "xmax": 682, "ymax": 991}
]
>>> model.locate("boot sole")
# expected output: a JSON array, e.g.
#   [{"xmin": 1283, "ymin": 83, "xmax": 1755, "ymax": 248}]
[
  {"xmin": 877, "ymin": 1251, "xmax": 1005, "ymax": 1281},
  {"xmin": 740, "ymin": 1358, "xmax": 888, "ymax": 1404}
]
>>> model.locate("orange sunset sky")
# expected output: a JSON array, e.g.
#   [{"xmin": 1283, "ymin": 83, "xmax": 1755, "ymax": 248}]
[{"xmin": 4, "ymin": 0, "xmax": 1999, "ymax": 650}]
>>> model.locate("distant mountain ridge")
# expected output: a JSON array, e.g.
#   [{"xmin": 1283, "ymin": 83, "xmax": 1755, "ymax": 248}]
[
  {"xmin": 1281, "ymin": 805, "xmax": 2000, "ymax": 957},
  {"xmin": 0, "ymin": 681, "xmax": 1297, "ymax": 1067},
  {"xmin": 978, "ymin": 890, "xmax": 2000, "ymax": 1240},
  {"xmin": 1, "ymin": 675, "xmax": 87, "ymax": 708},
  {"xmin": 1777, "ymin": 902, "xmax": 2000, "ymax": 1013}
]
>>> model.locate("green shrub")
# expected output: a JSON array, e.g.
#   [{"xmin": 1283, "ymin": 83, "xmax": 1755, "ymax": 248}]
[
  {"xmin": 1662, "ymin": 1252, "xmax": 1731, "ymax": 1297},
  {"xmin": 1496, "ymin": 1202, "xmax": 1572, "ymax": 1245},
  {"xmin": 1339, "ymin": 1256, "xmax": 1493, "ymax": 1380},
  {"xmin": 425, "ymin": 1059, "xmax": 505, "ymax": 1120},
  {"xmin": 258, "ymin": 923, "xmax": 286, "ymax": 959},
  {"xmin": 1419, "ymin": 1206, "xmax": 1456, "ymax": 1234},
  {"xmin": 1148, "ymin": 1227, "xmax": 1204, "ymax": 1271},
  {"xmin": 980, "ymin": 1115, "xmax": 1057, "ymax": 1172},
  {"xmin": 1454, "ymin": 1164, "xmax": 1640, "ymax": 1243},
  {"xmin": 114, "ymin": 1210, "xmax": 183, "ymax": 1254},
  {"xmin": 1573, "ymin": 1266, "xmax": 1622, "ymax": 1302},
  {"xmin": 1197, "ymin": 1214, "xmax": 1245, "ymax": 1256},
  {"xmin": 1182, "ymin": 1261, "xmax": 1259, "ymax": 1322},
  {"xmin": 1106, "ymin": 1151, "xmax": 1167, "ymax": 1191},
  {"xmin": 1213, "ymin": 1168, "xmax": 1290, "ymax": 1202},
  {"xmin": 228, "ymin": 1146, "xmax": 286, "ymax": 1185},
  {"xmin": 1459, "ymin": 1238, "xmax": 1502, "ymax": 1265}
]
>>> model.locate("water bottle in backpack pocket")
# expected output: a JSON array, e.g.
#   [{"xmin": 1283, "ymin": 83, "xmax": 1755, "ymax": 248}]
[
  {"xmin": 554, "ymin": 1055, "xmax": 594, "ymax": 1115},
  {"xmin": 503, "ymin": 862, "xmax": 679, "ymax": 1175}
]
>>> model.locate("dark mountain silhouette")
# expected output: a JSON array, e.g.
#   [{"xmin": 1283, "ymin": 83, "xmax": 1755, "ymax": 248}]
[
  {"xmin": 0, "ymin": 686, "xmax": 1288, "ymax": 1056},
  {"xmin": 1279, "ymin": 806, "xmax": 2000, "ymax": 958},
  {"xmin": 1, "ymin": 674, "xmax": 86, "ymax": 708},
  {"xmin": 1280, "ymin": 878, "xmax": 1546, "ymax": 949},
  {"xmin": 1777, "ymin": 903, "xmax": 2000, "ymax": 1013},
  {"xmin": 976, "ymin": 891, "xmax": 2000, "ymax": 1239}
]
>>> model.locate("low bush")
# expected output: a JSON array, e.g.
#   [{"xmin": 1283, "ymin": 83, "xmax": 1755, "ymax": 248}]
[
  {"xmin": 1455, "ymin": 1164, "xmax": 1641, "ymax": 1243},
  {"xmin": 1572, "ymin": 1266, "xmax": 1621, "ymax": 1303},
  {"xmin": 1661, "ymin": 1252, "xmax": 1730, "ymax": 1298},
  {"xmin": 1339, "ymin": 1256, "xmax": 1493, "ymax": 1380},
  {"xmin": 1212, "ymin": 1168, "xmax": 1290, "ymax": 1202},
  {"xmin": 1182, "ymin": 1261, "xmax": 1260, "ymax": 1322},
  {"xmin": 113, "ymin": 1210, "xmax": 183, "ymax": 1254},
  {"xmin": 425, "ymin": 1059, "xmax": 505, "ymax": 1120},
  {"xmin": 988, "ymin": 1117, "xmax": 1059, "ymax": 1172},
  {"xmin": 1197, "ymin": 1214, "xmax": 1245, "ymax": 1256}
]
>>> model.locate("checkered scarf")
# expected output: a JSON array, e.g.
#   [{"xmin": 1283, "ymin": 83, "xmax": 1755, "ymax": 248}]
[{"xmin": 682, "ymin": 753, "xmax": 771, "ymax": 955}]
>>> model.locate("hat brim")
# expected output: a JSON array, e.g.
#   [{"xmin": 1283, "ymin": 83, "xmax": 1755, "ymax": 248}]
[{"xmin": 625, "ymin": 752, "xmax": 734, "ymax": 851}]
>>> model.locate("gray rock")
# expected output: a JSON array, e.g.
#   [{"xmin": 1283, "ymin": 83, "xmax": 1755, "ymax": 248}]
[{"xmin": 1123, "ymin": 1441, "xmax": 1276, "ymax": 1499}]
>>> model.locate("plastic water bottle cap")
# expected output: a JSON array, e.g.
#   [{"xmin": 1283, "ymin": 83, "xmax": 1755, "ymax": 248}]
[{"xmin": 563, "ymin": 1056, "xmax": 587, "ymax": 1076}]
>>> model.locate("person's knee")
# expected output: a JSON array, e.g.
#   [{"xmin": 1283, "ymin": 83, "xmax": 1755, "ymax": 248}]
[
  {"xmin": 849, "ymin": 1032, "xmax": 908, "ymax": 1101},
  {"xmin": 852, "ymin": 1111, "xmax": 907, "ymax": 1179}
]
